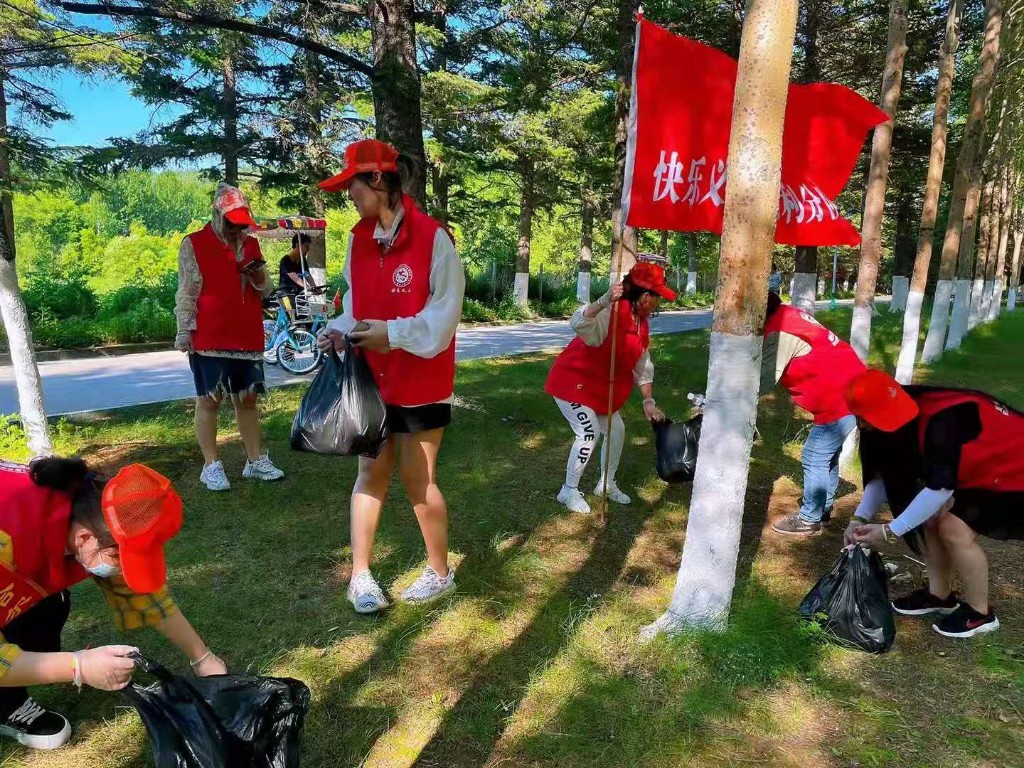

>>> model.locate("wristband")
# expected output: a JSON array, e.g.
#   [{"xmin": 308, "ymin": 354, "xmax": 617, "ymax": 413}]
[
  {"xmin": 597, "ymin": 292, "xmax": 613, "ymax": 308},
  {"xmin": 72, "ymin": 651, "xmax": 83, "ymax": 691},
  {"xmin": 642, "ymin": 398, "xmax": 656, "ymax": 407},
  {"xmin": 190, "ymin": 650, "xmax": 213, "ymax": 668},
  {"xmin": 851, "ymin": 516, "xmax": 868, "ymax": 525},
  {"xmin": 882, "ymin": 524, "xmax": 892, "ymax": 543}
]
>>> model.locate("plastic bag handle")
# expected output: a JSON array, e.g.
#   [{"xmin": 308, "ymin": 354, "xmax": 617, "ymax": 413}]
[{"xmin": 127, "ymin": 652, "xmax": 175, "ymax": 682}]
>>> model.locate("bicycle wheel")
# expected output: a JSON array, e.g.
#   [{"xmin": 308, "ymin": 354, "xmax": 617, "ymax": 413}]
[
  {"xmin": 263, "ymin": 320, "xmax": 280, "ymax": 364},
  {"xmin": 277, "ymin": 328, "xmax": 322, "ymax": 374}
]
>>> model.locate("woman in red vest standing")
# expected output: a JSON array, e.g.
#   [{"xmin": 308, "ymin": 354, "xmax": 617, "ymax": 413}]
[
  {"xmin": 317, "ymin": 140, "xmax": 465, "ymax": 614},
  {"xmin": 845, "ymin": 369, "xmax": 1024, "ymax": 638},
  {"xmin": 545, "ymin": 262, "xmax": 674, "ymax": 515},
  {"xmin": 175, "ymin": 183, "xmax": 285, "ymax": 492},
  {"xmin": 0, "ymin": 457, "xmax": 224, "ymax": 750}
]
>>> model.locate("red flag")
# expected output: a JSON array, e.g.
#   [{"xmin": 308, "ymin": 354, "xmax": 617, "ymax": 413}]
[
  {"xmin": 622, "ymin": 18, "xmax": 888, "ymax": 246},
  {"xmin": 332, "ymin": 288, "xmax": 341, "ymax": 311}
]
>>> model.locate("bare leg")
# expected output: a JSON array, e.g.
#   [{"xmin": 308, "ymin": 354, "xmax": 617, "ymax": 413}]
[
  {"xmin": 195, "ymin": 396, "xmax": 222, "ymax": 464},
  {"xmin": 231, "ymin": 391, "xmax": 263, "ymax": 461},
  {"xmin": 922, "ymin": 516, "xmax": 954, "ymax": 598},
  {"xmin": 937, "ymin": 511, "xmax": 989, "ymax": 613},
  {"xmin": 398, "ymin": 429, "xmax": 449, "ymax": 577},
  {"xmin": 351, "ymin": 439, "xmax": 396, "ymax": 574}
]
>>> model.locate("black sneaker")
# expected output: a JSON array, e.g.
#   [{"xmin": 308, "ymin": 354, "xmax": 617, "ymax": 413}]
[
  {"xmin": 771, "ymin": 513, "xmax": 822, "ymax": 537},
  {"xmin": 891, "ymin": 587, "xmax": 960, "ymax": 617},
  {"xmin": 933, "ymin": 603, "xmax": 1000, "ymax": 638},
  {"xmin": 0, "ymin": 698, "xmax": 71, "ymax": 749}
]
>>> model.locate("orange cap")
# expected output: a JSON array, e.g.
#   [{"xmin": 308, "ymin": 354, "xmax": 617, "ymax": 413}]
[
  {"xmin": 223, "ymin": 207, "xmax": 257, "ymax": 227},
  {"xmin": 844, "ymin": 369, "xmax": 920, "ymax": 432},
  {"xmin": 628, "ymin": 261, "xmax": 677, "ymax": 301},
  {"xmin": 319, "ymin": 139, "xmax": 399, "ymax": 192},
  {"xmin": 101, "ymin": 464, "xmax": 183, "ymax": 593}
]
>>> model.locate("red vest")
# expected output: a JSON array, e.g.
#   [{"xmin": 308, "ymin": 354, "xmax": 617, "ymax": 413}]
[
  {"xmin": 349, "ymin": 197, "xmax": 456, "ymax": 406},
  {"xmin": 915, "ymin": 389, "xmax": 1024, "ymax": 492},
  {"xmin": 189, "ymin": 224, "xmax": 266, "ymax": 353},
  {"xmin": 0, "ymin": 463, "xmax": 88, "ymax": 628},
  {"xmin": 545, "ymin": 299, "xmax": 650, "ymax": 415},
  {"xmin": 764, "ymin": 305, "xmax": 865, "ymax": 424}
]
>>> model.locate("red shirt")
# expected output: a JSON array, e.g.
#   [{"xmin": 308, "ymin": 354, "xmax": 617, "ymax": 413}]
[
  {"xmin": 545, "ymin": 300, "xmax": 650, "ymax": 415},
  {"xmin": 348, "ymin": 197, "xmax": 456, "ymax": 406},
  {"xmin": 189, "ymin": 223, "xmax": 265, "ymax": 353}
]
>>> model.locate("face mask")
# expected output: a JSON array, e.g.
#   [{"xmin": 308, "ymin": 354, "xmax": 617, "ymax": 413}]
[{"xmin": 77, "ymin": 547, "xmax": 120, "ymax": 578}]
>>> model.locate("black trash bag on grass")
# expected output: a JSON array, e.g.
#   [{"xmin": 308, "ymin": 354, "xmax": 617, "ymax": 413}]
[
  {"xmin": 652, "ymin": 414, "xmax": 702, "ymax": 483},
  {"xmin": 290, "ymin": 341, "xmax": 388, "ymax": 458},
  {"xmin": 122, "ymin": 654, "xmax": 311, "ymax": 768},
  {"xmin": 798, "ymin": 545, "xmax": 896, "ymax": 654}
]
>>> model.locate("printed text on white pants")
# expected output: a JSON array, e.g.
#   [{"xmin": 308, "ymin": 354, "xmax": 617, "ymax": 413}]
[{"xmin": 555, "ymin": 398, "xmax": 624, "ymax": 490}]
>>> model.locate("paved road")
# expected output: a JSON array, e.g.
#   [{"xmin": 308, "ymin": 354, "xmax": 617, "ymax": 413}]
[{"xmin": 0, "ymin": 300, "xmax": 856, "ymax": 416}]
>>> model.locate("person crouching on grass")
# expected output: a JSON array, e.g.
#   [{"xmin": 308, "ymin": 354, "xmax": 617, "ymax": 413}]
[
  {"xmin": 317, "ymin": 139, "xmax": 465, "ymax": 614},
  {"xmin": 844, "ymin": 369, "xmax": 1024, "ymax": 638},
  {"xmin": 544, "ymin": 261, "xmax": 673, "ymax": 515},
  {"xmin": 0, "ymin": 457, "xmax": 225, "ymax": 750}
]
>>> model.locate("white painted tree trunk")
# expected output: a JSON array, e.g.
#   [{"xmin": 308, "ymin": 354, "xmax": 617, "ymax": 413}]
[
  {"xmin": 890, "ymin": 276, "xmax": 909, "ymax": 311},
  {"xmin": 894, "ymin": 289, "xmax": 925, "ymax": 384},
  {"xmin": 989, "ymin": 279, "xmax": 1003, "ymax": 321},
  {"xmin": 850, "ymin": 303, "xmax": 873, "ymax": 362},
  {"xmin": 967, "ymin": 278, "xmax": 986, "ymax": 330},
  {"xmin": 921, "ymin": 279, "xmax": 954, "ymax": 362},
  {"xmin": 791, "ymin": 272, "xmax": 816, "ymax": 314},
  {"xmin": 686, "ymin": 271, "xmax": 697, "ymax": 295},
  {"xmin": 662, "ymin": 333, "xmax": 761, "ymax": 627},
  {"xmin": 945, "ymin": 278, "xmax": 972, "ymax": 350},
  {"xmin": 513, "ymin": 272, "xmax": 529, "ymax": 307},
  {"xmin": 1008, "ymin": 285, "xmax": 1018, "ymax": 311},
  {"xmin": 576, "ymin": 271, "xmax": 591, "ymax": 305},
  {"xmin": 0, "ymin": 257, "xmax": 52, "ymax": 455},
  {"xmin": 980, "ymin": 279, "xmax": 995, "ymax": 323}
]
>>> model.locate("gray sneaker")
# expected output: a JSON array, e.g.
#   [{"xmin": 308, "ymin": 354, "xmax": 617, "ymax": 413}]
[
  {"xmin": 400, "ymin": 566, "xmax": 455, "ymax": 604},
  {"xmin": 200, "ymin": 461, "xmax": 231, "ymax": 491},
  {"xmin": 242, "ymin": 454, "xmax": 284, "ymax": 482},
  {"xmin": 348, "ymin": 570, "xmax": 389, "ymax": 614}
]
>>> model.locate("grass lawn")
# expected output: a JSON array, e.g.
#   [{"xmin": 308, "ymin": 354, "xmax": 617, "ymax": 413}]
[{"xmin": 2, "ymin": 306, "xmax": 1022, "ymax": 768}]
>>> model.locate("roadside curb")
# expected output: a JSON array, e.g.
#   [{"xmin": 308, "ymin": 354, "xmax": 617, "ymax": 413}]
[{"xmin": 0, "ymin": 341, "xmax": 174, "ymax": 365}]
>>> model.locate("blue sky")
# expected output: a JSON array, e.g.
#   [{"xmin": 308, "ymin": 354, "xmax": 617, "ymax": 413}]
[{"xmin": 42, "ymin": 73, "xmax": 170, "ymax": 147}]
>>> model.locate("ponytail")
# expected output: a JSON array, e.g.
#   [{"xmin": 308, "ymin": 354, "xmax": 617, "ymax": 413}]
[
  {"xmin": 29, "ymin": 456, "xmax": 115, "ymax": 548},
  {"xmin": 354, "ymin": 152, "xmax": 416, "ymax": 210}
]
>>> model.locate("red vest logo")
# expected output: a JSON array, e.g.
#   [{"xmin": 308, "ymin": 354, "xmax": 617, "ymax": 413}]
[{"xmin": 393, "ymin": 264, "xmax": 413, "ymax": 289}]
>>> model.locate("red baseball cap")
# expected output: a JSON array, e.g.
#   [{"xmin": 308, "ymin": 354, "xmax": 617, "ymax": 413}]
[
  {"xmin": 845, "ymin": 369, "xmax": 920, "ymax": 432},
  {"xmin": 320, "ymin": 139, "xmax": 400, "ymax": 192},
  {"xmin": 101, "ymin": 464, "xmax": 183, "ymax": 593},
  {"xmin": 628, "ymin": 262, "xmax": 677, "ymax": 301},
  {"xmin": 223, "ymin": 207, "xmax": 257, "ymax": 227},
  {"xmin": 214, "ymin": 183, "xmax": 257, "ymax": 227}
]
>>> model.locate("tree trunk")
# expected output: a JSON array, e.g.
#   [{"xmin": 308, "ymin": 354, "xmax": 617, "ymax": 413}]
[
  {"xmin": 370, "ymin": 0, "xmax": 427, "ymax": 206},
  {"xmin": 1009, "ymin": 227, "xmax": 1023, "ymax": 311},
  {"xmin": 610, "ymin": 0, "xmax": 639, "ymax": 282},
  {"xmin": 889, "ymin": 194, "xmax": 915, "ymax": 312},
  {"xmin": 925, "ymin": 0, "xmax": 1002, "ymax": 359},
  {"xmin": 895, "ymin": 0, "xmax": 963, "ymax": 383},
  {"xmin": 430, "ymin": 161, "xmax": 450, "ymax": 225},
  {"xmin": 969, "ymin": 175, "xmax": 997, "ymax": 329},
  {"xmin": 850, "ymin": 0, "xmax": 908, "ymax": 362},
  {"xmin": 577, "ymin": 194, "xmax": 594, "ymax": 303},
  {"xmin": 989, "ymin": 165, "xmax": 1013, "ymax": 321},
  {"xmin": 0, "ymin": 74, "xmax": 51, "ymax": 455},
  {"xmin": 644, "ymin": 0, "xmax": 798, "ymax": 636},
  {"xmin": 686, "ymin": 233, "xmax": 698, "ymax": 295},
  {"xmin": 514, "ymin": 158, "xmax": 535, "ymax": 307},
  {"xmin": 222, "ymin": 49, "xmax": 239, "ymax": 186},
  {"xmin": 303, "ymin": 49, "xmax": 328, "ymax": 218},
  {"xmin": 791, "ymin": 246, "xmax": 817, "ymax": 313}
]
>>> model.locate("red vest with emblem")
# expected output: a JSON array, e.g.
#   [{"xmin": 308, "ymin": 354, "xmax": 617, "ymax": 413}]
[
  {"xmin": 914, "ymin": 389, "xmax": 1024, "ymax": 492},
  {"xmin": 0, "ymin": 463, "xmax": 88, "ymax": 629},
  {"xmin": 763, "ymin": 305, "xmax": 865, "ymax": 424},
  {"xmin": 349, "ymin": 197, "xmax": 456, "ymax": 406},
  {"xmin": 545, "ymin": 299, "xmax": 650, "ymax": 415},
  {"xmin": 189, "ymin": 223, "xmax": 266, "ymax": 353}
]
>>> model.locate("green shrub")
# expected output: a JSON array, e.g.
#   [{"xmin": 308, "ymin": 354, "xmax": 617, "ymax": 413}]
[
  {"xmin": 31, "ymin": 310, "xmax": 104, "ymax": 349},
  {"xmin": 496, "ymin": 296, "xmax": 530, "ymax": 322},
  {"xmin": 102, "ymin": 298, "xmax": 176, "ymax": 343},
  {"xmin": 461, "ymin": 298, "xmax": 498, "ymax": 323},
  {"xmin": 99, "ymin": 272, "xmax": 177, "ymax": 318},
  {"xmin": 22, "ymin": 264, "xmax": 98, "ymax": 320}
]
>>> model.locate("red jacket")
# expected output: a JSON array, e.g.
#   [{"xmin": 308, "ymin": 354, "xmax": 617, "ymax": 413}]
[
  {"xmin": 0, "ymin": 463, "xmax": 87, "ymax": 628},
  {"xmin": 545, "ymin": 299, "xmax": 650, "ymax": 415},
  {"xmin": 349, "ymin": 197, "xmax": 456, "ymax": 406},
  {"xmin": 763, "ymin": 305, "xmax": 864, "ymax": 424},
  {"xmin": 189, "ymin": 223, "xmax": 265, "ymax": 353}
]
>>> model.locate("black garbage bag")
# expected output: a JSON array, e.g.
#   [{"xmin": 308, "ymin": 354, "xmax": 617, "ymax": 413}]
[
  {"xmin": 652, "ymin": 414, "xmax": 702, "ymax": 483},
  {"xmin": 290, "ymin": 341, "xmax": 388, "ymax": 458},
  {"xmin": 798, "ymin": 546, "xmax": 897, "ymax": 654},
  {"xmin": 122, "ymin": 654, "xmax": 311, "ymax": 768}
]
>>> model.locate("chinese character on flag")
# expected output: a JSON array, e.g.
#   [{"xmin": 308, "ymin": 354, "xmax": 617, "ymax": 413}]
[{"xmin": 622, "ymin": 18, "xmax": 888, "ymax": 246}]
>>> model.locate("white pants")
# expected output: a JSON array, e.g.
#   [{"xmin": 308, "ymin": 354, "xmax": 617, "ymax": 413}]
[{"xmin": 555, "ymin": 398, "xmax": 624, "ymax": 490}]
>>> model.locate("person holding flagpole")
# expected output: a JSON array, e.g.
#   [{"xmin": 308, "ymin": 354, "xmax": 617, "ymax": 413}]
[{"xmin": 544, "ymin": 261, "xmax": 675, "ymax": 515}]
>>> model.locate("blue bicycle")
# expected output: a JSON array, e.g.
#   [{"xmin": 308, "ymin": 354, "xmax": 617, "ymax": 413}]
[{"xmin": 263, "ymin": 291, "xmax": 325, "ymax": 374}]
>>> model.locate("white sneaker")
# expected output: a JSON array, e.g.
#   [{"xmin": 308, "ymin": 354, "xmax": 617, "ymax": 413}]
[
  {"xmin": 400, "ymin": 566, "xmax": 456, "ymax": 604},
  {"xmin": 557, "ymin": 485, "xmax": 592, "ymax": 514},
  {"xmin": 639, "ymin": 611, "xmax": 686, "ymax": 642},
  {"xmin": 594, "ymin": 480, "xmax": 631, "ymax": 505},
  {"xmin": 242, "ymin": 454, "xmax": 284, "ymax": 482},
  {"xmin": 348, "ymin": 570, "xmax": 390, "ymax": 614},
  {"xmin": 200, "ymin": 461, "xmax": 231, "ymax": 491}
]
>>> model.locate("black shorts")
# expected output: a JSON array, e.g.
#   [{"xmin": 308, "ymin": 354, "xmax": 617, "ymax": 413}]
[
  {"xmin": 189, "ymin": 354, "xmax": 266, "ymax": 399},
  {"xmin": 385, "ymin": 403, "xmax": 452, "ymax": 434},
  {"xmin": 950, "ymin": 489, "xmax": 1024, "ymax": 541}
]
